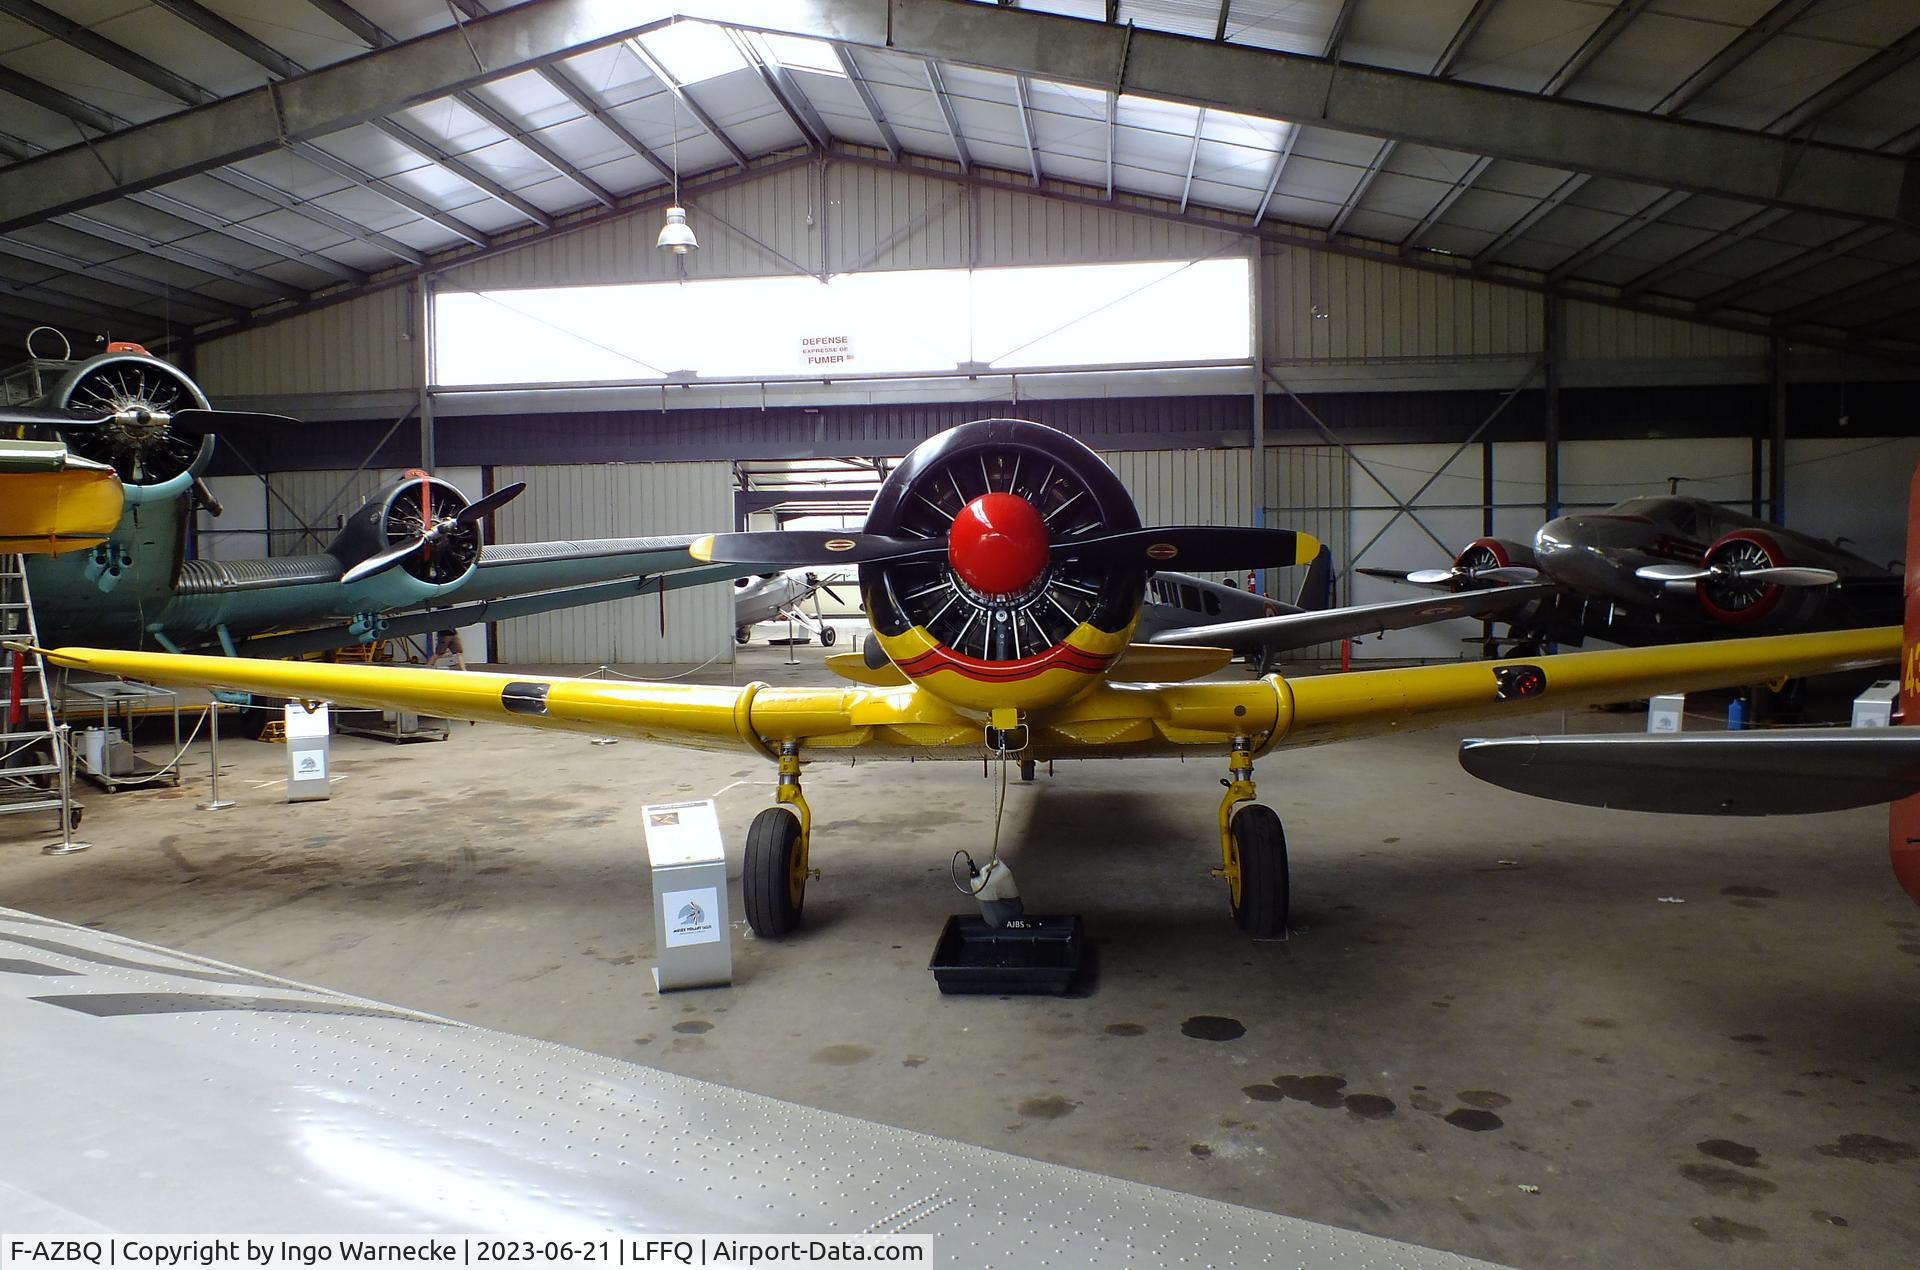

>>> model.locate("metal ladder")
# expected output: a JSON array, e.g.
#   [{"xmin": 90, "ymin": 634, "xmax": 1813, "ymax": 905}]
[{"xmin": 1, "ymin": 554, "xmax": 82, "ymax": 843}]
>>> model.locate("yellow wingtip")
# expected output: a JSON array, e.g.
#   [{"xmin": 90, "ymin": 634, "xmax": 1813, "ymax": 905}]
[{"xmin": 690, "ymin": 534, "xmax": 715, "ymax": 563}]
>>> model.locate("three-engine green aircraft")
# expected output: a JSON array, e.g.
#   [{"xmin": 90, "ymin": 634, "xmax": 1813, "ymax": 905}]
[{"xmin": 3, "ymin": 345, "xmax": 731, "ymax": 659}]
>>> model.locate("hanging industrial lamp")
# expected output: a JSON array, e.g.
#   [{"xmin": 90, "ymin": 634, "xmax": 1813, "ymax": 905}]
[
  {"xmin": 655, "ymin": 51, "xmax": 698, "ymax": 255},
  {"xmin": 656, "ymin": 204, "xmax": 698, "ymax": 253}
]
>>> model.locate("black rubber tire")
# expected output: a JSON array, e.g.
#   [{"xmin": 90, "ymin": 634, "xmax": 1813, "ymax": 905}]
[
  {"xmin": 67, "ymin": 804, "xmax": 83, "ymax": 830},
  {"xmin": 1019, "ymin": 758, "xmax": 1036, "ymax": 782},
  {"xmin": 1760, "ymin": 676, "xmax": 1808, "ymax": 723},
  {"xmin": 243, "ymin": 697, "xmax": 286, "ymax": 740},
  {"xmin": 735, "ymin": 627, "xmax": 752, "ymax": 646},
  {"xmin": 819, "ymin": 625, "xmax": 837, "ymax": 647},
  {"xmin": 25, "ymin": 743, "xmax": 53, "ymax": 789},
  {"xmin": 1229, "ymin": 804, "xmax": 1289, "ymax": 939},
  {"xmin": 743, "ymin": 806, "xmax": 805, "ymax": 937}
]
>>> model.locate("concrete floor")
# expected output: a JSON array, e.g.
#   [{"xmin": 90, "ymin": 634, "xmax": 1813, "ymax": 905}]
[{"xmin": 3, "ymin": 646, "xmax": 1917, "ymax": 1268}]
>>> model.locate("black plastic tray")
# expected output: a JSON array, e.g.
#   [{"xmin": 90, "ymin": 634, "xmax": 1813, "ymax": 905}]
[{"xmin": 929, "ymin": 914, "xmax": 1085, "ymax": 995}]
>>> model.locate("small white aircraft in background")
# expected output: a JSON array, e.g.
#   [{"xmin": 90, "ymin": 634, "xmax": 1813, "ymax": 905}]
[{"xmin": 733, "ymin": 569, "xmax": 848, "ymax": 646}]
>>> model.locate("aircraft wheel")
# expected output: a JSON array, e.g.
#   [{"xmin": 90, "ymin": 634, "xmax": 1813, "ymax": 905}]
[
  {"xmin": 1761, "ymin": 676, "xmax": 1808, "ymax": 724},
  {"xmin": 735, "ymin": 627, "xmax": 752, "ymax": 646},
  {"xmin": 820, "ymin": 625, "xmax": 837, "ymax": 647},
  {"xmin": 67, "ymin": 804, "xmax": 83, "ymax": 830},
  {"xmin": 743, "ymin": 806, "xmax": 805, "ymax": 937},
  {"xmin": 243, "ymin": 698, "xmax": 286, "ymax": 740},
  {"xmin": 1228, "ymin": 804, "xmax": 1289, "ymax": 939}
]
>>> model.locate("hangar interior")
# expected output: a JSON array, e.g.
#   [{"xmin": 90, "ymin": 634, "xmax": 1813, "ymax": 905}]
[{"xmin": 2, "ymin": 1, "xmax": 1918, "ymax": 1266}]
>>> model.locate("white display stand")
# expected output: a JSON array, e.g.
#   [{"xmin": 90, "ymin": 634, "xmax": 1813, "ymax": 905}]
[
  {"xmin": 284, "ymin": 701, "xmax": 331, "ymax": 802},
  {"xmin": 1853, "ymin": 680, "xmax": 1898, "ymax": 728},
  {"xmin": 1647, "ymin": 693, "xmax": 1684, "ymax": 733},
  {"xmin": 643, "ymin": 799, "xmax": 732, "ymax": 992}
]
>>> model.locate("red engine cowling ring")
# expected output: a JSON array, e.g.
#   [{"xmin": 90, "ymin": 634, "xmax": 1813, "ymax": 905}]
[
  {"xmin": 1697, "ymin": 530, "xmax": 1785, "ymax": 625},
  {"xmin": 1457, "ymin": 539, "xmax": 1510, "ymax": 571}
]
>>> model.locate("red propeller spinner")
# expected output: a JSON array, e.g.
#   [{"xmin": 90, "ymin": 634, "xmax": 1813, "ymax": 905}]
[{"xmin": 948, "ymin": 492, "xmax": 1050, "ymax": 597}]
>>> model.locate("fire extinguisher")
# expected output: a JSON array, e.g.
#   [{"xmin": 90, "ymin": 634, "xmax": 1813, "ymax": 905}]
[{"xmin": 1245, "ymin": 569, "xmax": 1257, "ymax": 594}]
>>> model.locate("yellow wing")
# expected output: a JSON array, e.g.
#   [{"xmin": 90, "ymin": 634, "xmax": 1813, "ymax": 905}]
[
  {"xmin": 41, "ymin": 625, "xmax": 1898, "ymax": 766},
  {"xmin": 1275, "ymin": 626, "xmax": 1899, "ymax": 750},
  {"xmin": 37, "ymin": 647, "xmax": 989, "ymax": 759}
]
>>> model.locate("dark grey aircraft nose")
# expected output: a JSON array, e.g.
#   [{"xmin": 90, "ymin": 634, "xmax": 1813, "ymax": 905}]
[
  {"xmin": 1534, "ymin": 515, "xmax": 1584, "ymax": 555},
  {"xmin": 1533, "ymin": 516, "xmax": 1649, "ymax": 600}
]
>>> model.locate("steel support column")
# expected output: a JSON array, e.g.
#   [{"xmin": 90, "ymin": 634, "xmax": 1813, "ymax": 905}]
[
  {"xmin": 1769, "ymin": 335, "xmax": 1787, "ymax": 525},
  {"xmin": 418, "ymin": 280, "xmax": 437, "ymax": 471},
  {"xmin": 1249, "ymin": 237, "xmax": 1266, "ymax": 593},
  {"xmin": 1544, "ymin": 298, "xmax": 1563, "ymax": 519}
]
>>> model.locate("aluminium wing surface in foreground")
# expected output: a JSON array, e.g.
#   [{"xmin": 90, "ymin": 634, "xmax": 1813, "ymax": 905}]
[
  {"xmin": 0, "ymin": 907, "xmax": 1505, "ymax": 1265},
  {"xmin": 44, "ymin": 626, "xmax": 1900, "ymax": 761}
]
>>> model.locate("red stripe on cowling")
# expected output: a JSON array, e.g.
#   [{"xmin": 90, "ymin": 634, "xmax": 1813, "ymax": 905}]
[{"xmin": 895, "ymin": 639, "xmax": 1116, "ymax": 683}]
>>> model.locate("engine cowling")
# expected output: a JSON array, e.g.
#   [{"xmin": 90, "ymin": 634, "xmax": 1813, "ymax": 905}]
[
  {"xmin": 1455, "ymin": 537, "xmax": 1536, "ymax": 579},
  {"xmin": 1695, "ymin": 530, "xmax": 1827, "ymax": 627},
  {"xmin": 329, "ymin": 472, "xmax": 481, "ymax": 590},
  {"xmin": 44, "ymin": 351, "xmax": 214, "ymax": 492},
  {"xmin": 861, "ymin": 419, "xmax": 1145, "ymax": 710}
]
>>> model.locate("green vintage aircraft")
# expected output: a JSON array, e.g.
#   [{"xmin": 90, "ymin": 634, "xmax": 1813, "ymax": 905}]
[{"xmin": 3, "ymin": 344, "xmax": 731, "ymax": 659}]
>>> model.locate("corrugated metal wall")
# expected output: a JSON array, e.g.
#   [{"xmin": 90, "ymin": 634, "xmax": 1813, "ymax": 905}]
[
  {"xmin": 489, "ymin": 462, "xmax": 732, "ymax": 665},
  {"xmin": 1265, "ymin": 444, "xmax": 1349, "ymax": 586},
  {"xmin": 265, "ymin": 466, "xmax": 406, "ymax": 556},
  {"xmin": 435, "ymin": 162, "xmax": 1238, "ymax": 289},
  {"xmin": 1564, "ymin": 300, "xmax": 1769, "ymax": 362},
  {"xmin": 192, "ymin": 158, "xmax": 1781, "ymax": 406},
  {"xmin": 1263, "ymin": 245, "xmax": 1541, "ymax": 362},
  {"xmin": 196, "ymin": 287, "xmax": 416, "ymax": 399},
  {"xmin": 1102, "ymin": 448, "xmax": 1253, "ymax": 528},
  {"xmin": 445, "ymin": 165, "xmax": 826, "ymax": 289}
]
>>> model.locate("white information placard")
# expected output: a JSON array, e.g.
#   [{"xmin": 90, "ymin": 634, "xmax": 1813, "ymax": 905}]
[
  {"xmin": 284, "ymin": 700, "xmax": 330, "ymax": 738},
  {"xmin": 642, "ymin": 800, "xmax": 724, "ymax": 867},
  {"xmin": 662, "ymin": 886, "xmax": 722, "ymax": 948}
]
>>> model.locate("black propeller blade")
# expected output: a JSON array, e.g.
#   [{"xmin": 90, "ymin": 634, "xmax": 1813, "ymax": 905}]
[
  {"xmin": 341, "ymin": 482, "xmax": 527, "ymax": 585},
  {"xmin": 1050, "ymin": 526, "xmax": 1320, "ymax": 571},
  {"xmin": 803, "ymin": 570, "xmax": 850, "ymax": 605},
  {"xmin": 693, "ymin": 531, "xmax": 946, "ymax": 569},
  {"xmin": 457, "ymin": 481, "xmax": 527, "ymax": 525},
  {"xmin": 0, "ymin": 405, "xmax": 298, "ymax": 431},
  {"xmin": 340, "ymin": 538, "xmax": 423, "ymax": 585},
  {"xmin": 0, "ymin": 405, "xmax": 116, "ymax": 428},
  {"xmin": 694, "ymin": 525, "xmax": 1320, "ymax": 573},
  {"xmin": 173, "ymin": 408, "xmax": 301, "ymax": 431}
]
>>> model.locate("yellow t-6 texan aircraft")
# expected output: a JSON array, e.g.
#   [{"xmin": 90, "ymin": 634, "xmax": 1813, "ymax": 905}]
[{"xmin": 38, "ymin": 420, "xmax": 1899, "ymax": 941}]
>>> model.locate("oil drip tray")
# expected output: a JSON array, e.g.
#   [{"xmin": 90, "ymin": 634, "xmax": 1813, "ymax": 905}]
[{"xmin": 929, "ymin": 914, "xmax": 1085, "ymax": 995}]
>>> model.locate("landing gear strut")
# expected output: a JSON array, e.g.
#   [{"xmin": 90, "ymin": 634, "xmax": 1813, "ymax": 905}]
[
  {"xmin": 743, "ymin": 741, "xmax": 815, "ymax": 937},
  {"xmin": 1214, "ymin": 736, "xmax": 1289, "ymax": 938}
]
